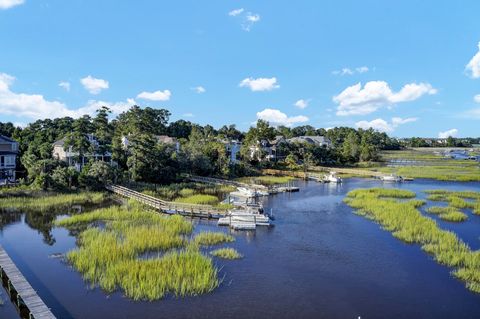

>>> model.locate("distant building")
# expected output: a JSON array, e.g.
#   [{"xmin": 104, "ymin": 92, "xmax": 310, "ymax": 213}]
[
  {"xmin": 0, "ymin": 135, "xmax": 19, "ymax": 183},
  {"xmin": 219, "ymin": 139, "xmax": 242, "ymax": 163},
  {"xmin": 249, "ymin": 136, "xmax": 288, "ymax": 162},
  {"xmin": 287, "ymin": 136, "xmax": 332, "ymax": 148},
  {"xmin": 52, "ymin": 134, "xmax": 113, "ymax": 171},
  {"xmin": 121, "ymin": 135, "xmax": 180, "ymax": 152}
]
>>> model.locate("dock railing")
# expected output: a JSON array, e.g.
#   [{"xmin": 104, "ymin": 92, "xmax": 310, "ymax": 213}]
[{"xmin": 106, "ymin": 185, "xmax": 229, "ymax": 218}]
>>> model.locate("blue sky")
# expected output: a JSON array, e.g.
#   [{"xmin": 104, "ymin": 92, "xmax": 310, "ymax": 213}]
[{"xmin": 0, "ymin": 0, "xmax": 480, "ymax": 137}]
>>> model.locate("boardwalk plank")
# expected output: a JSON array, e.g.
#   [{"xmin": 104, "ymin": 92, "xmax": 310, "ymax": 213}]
[{"xmin": 0, "ymin": 245, "xmax": 56, "ymax": 319}]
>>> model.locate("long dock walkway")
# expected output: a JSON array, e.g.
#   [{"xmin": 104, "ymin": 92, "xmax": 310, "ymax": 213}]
[
  {"xmin": 188, "ymin": 175, "xmax": 267, "ymax": 190},
  {"xmin": 106, "ymin": 185, "xmax": 227, "ymax": 219},
  {"xmin": 0, "ymin": 245, "xmax": 56, "ymax": 319}
]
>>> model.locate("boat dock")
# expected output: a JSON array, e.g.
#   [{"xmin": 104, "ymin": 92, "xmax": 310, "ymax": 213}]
[
  {"xmin": 106, "ymin": 185, "xmax": 227, "ymax": 219},
  {"xmin": 0, "ymin": 245, "xmax": 56, "ymax": 319}
]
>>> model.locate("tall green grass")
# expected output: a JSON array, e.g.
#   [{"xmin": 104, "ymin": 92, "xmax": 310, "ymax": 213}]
[
  {"xmin": 193, "ymin": 232, "xmax": 235, "ymax": 246},
  {"xmin": 210, "ymin": 248, "xmax": 242, "ymax": 259},
  {"xmin": 56, "ymin": 204, "xmax": 239, "ymax": 300},
  {"xmin": 344, "ymin": 188, "xmax": 480, "ymax": 293},
  {"xmin": 426, "ymin": 206, "xmax": 468, "ymax": 222},
  {"xmin": 0, "ymin": 192, "xmax": 107, "ymax": 211}
]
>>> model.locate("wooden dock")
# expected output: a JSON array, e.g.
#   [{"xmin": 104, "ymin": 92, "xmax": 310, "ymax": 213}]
[
  {"xmin": 0, "ymin": 245, "xmax": 56, "ymax": 319},
  {"xmin": 188, "ymin": 175, "xmax": 267, "ymax": 191},
  {"xmin": 106, "ymin": 185, "xmax": 228, "ymax": 219}
]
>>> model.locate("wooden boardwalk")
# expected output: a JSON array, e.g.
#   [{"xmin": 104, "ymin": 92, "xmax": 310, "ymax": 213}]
[
  {"xmin": 0, "ymin": 245, "xmax": 56, "ymax": 319},
  {"xmin": 107, "ymin": 185, "xmax": 228, "ymax": 219},
  {"xmin": 188, "ymin": 175, "xmax": 267, "ymax": 190}
]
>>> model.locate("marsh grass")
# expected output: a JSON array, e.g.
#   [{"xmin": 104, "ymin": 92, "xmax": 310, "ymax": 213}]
[
  {"xmin": 193, "ymin": 232, "xmax": 235, "ymax": 246},
  {"xmin": 426, "ymin": 206, "xmax": 468, "ymax": 222},
  {"xmin": 425, "ymin": 189, "xmax": 479, "ymax": 216},
  {"xmin": 56, "ymin": 203, "xmax": 241, "ymax": 300},
  {"xmin": 210, "ymin": 248, "xmax": 242, "ymax": 259},
  {"xmin": 369, "ymin": 163, "xmax": 480, "ymax": 182},
  {"xmin": 0, "ymin": 192, "xmax": 107, "ymax": 211},
  {"xmin": 344, "ymin": 188, "xmax": 480, "ymax": 294},
  {"xmin": 174, "ymin": 194, "xmax": 219, "ymax": 206},
  {"xmin": 236, "ymin": 175, "xmax": 295, "ymax": 186}
]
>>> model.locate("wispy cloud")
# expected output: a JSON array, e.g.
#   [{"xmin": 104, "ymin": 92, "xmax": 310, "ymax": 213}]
[
  {"xmin": 228, "ymin": 8, "xmax": 244, "ymax": 17},
  {"xmin": 192, "ymin": 86, "xmax": 206, "ymax": 94},
  {"xmin": 80, "ymin": 75, "xmax": 109, "ymax": 94},
  {"xmin": 355, "ymin": 117, "xmax": 418, "ymax": 133},
  {"xmin": 239, "ymin": 77, "xmax": 279, "ymax": 92},
  {"xmin": 59, "ymin": 81, "xmax": 71, "ymax": 92},
  {"xmin": 466, "ymin": 42, "xmax": 480, "ymax": 79},
  {"xmin": 228, "ymin": 8, "xmax": 260, "ymax": 31},
  {"xmin": 0, "ymin": 0, "xmax": 24, "ymax": 10},
  {"xmin": 256, "ymin": 108, "xmax": 308, "ymax": 127},
  {"xmin": 137, "ymin": 89, "xmax": 171, "ymax": 101},
  {"xmin": 438, "ymin": 128, "xmax": 458, "ymax": 138},
  {"xmin": 334, "ymin": 81, "xmax": 437, "ymax": 116},
  {"xmin": 332, "ymin": 66, "xmax": 369, "ymax": 76},
  {"xmin": 294, "ymin": 99, "xmax": 310, "ymax": 109}
]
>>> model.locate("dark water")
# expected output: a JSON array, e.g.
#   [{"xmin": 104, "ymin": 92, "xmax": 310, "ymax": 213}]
[{"xmin": 1, "ymin": 179, "xmax": 480, "ymax": 319}]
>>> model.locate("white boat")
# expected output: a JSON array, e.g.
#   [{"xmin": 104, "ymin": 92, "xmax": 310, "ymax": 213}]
[
  {"xmin": 380, "ymin": 174, "xmax": 403, "ymax": 182},
  {"xmin": 218, "ymin": 209, "xmax": 271, "ymax": 226},
  {"xmin": 237, "ymin": 187, "xmax": 257, "ymax": 197},
  {"xmin": 323, "ymin": 172, "xmax": 342, "ymax": 183}
]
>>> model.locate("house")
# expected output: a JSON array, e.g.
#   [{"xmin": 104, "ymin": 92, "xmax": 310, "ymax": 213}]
[
  {"xmin": 287, "ymin": 136, "xmax": 332, "ymax": 148},
  {"xmin": 0, "ymin": 135, "xmax": 19, "ymax": 183},
  {"xmin": 121, "ymin": 135, "xmax": 180, "ymax": 152},
  {"xmin": 52, "ymin": 134, "xmax": 113, "ymax": 171},
  {"xmin": 249, "ymin": 136, "xmax": 288, "ymax": 162},
  {"xmin": 219, "ymin": 139, "xmax": 242, "ymax": 163}
]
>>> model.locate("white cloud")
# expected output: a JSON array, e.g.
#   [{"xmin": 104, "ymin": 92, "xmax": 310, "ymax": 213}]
[
  {"xmin": 192, "ymin": 86, "xmax": 206, "ymax": 94},
  {"xmin": 0, "ymin": 72, "xmax": 133, "ymax": 120},
  {"xmin": 242, "ymin": 12, "xmax": 260, "ymax": 31},
  {"xmin": 80, "ymin": 75, "xmax": 109, "ymax": 94},
  {"xmin": 466, "ymin": 42, "xmax": 480, "ymax": 79},
  {"xmin": 228, "ymin": 8, "xmax": 244, "ymax": 16},
  {"xmin": 334, "ymin": 81, "xmax": 437, "ymax": 116},
  {"xmin": 438, "ymin": 129, "xmax": 458, "ymax": 138},
  {"xmin": 58, "ymin": 81, "xmax": 71, "ymax": 92},
  {"xmin": 332, "ymin": 66, "xmax": 369, "ymax": 76},
  {"xmin": 356, "ymin": 66, "xmax": 369, "ymax": 73},
  {"xmin": 474, "ymin": 94, "xmax": 480, "ymax": 103},
  {"xmin": 183, "ymin": 113, "xmax": 194, "ymax": 118},
  {"xmin": 462, "ymin": 108, "xmax": 480, "ymax": 119},
  {"xmin": 355, "ymin": 117, "xmax": 418, "ymax": 133},
  {"xmin": 137, "ymin": 89, "xmax": 171, "ymax": 101},
  {"xmin": 239, "ymin": 77, "xmax": 279, "ymax": 92},
  {"xmin": 294, "ymin": 99, "xmax": 310, "ymax": 109},
  {"xmin": 256, "ymin": 108, "xmax": 308, "ymax": 127},
  {"xmin": 0, "ymin": 0, "xmax": 24, "ymax": 10}
]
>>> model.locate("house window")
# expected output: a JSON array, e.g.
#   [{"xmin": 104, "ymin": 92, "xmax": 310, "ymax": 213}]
[
  {"xmin": 12, "ymin": 143, "xmax": 17, "ymax": 151},
  {"xmin": 0, "ymin": 156, "xmax": 3, "ymax": 166}
]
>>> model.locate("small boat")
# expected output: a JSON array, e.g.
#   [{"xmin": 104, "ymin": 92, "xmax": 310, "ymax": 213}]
[
  {"xmin": 237, "ymin": 187, "xmax": 257, "ymax": 197},
  {"xmin": 380, "ymin": 174, "xmax": 403, "ymax": 182},
  {"xmin": 323, "ymin": 172, "xmax": 342, "ymax": 183},
  {"xmin": 218, "ymin": 209, "xmax": 271, "ymax": 227}
]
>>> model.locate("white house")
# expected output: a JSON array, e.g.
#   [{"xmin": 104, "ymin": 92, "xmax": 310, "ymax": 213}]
[{"xmin": 0, "ymin": 135, "xmax": 19, "ymax": 183}]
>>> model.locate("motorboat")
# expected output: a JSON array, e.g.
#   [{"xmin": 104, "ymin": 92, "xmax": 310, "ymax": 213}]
[
  {"xmin": 323, "ymin": 172, "xmax": 342, "ymax": 183},
  {"xmin": 237, "ymin": 187, "xmax": 257, "ymax": 197},
  {"xmin": 380, "ymin": 174, "xmax": 403, "ymax": 182}
]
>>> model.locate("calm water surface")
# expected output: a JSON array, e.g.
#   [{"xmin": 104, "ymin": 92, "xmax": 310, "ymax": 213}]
[{"xmin": 1, "ymin": 178, "xmax": 480, "ymax": 319}]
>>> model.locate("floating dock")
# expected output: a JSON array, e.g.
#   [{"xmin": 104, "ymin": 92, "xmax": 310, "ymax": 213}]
[{"xmin": 0, "ymin": 245, "xmax": 56, "ymax": 319}]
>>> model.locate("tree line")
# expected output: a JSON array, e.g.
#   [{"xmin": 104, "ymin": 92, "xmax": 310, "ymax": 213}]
[{"xmin": 1, "ymin": 105, "xmax": 401, "ymax": 190}]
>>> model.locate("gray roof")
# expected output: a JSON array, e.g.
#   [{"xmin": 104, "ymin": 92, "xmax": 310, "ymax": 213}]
[
  {"xmin": 52, "ymin": 138, "xmax": 66, "ymax": 146},
  {"xmin": 287, "ymin": 136, "xmax": 330, "ymax": 145},
  {"xmin": 0, "ymin": 135, "xmax": 17, "ymax": 143}
]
